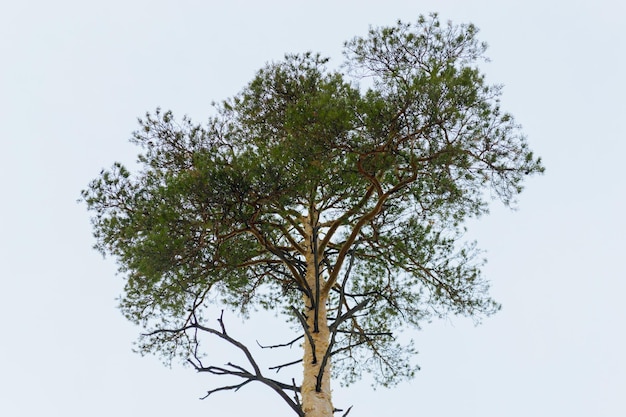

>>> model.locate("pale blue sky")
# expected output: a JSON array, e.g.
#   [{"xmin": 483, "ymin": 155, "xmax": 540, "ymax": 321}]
[{"xmin": 1, "ymin": 1, "xmax": 624, "ymax": 416}]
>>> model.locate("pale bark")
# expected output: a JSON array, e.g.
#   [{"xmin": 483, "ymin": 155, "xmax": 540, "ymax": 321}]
[
  {"xmin": 300, "ymin": 215, "xmax": 334, "ymax": 417},
  {"xmin": 301, "ymin": 293, "xmax": 332, "ymax": 417}
]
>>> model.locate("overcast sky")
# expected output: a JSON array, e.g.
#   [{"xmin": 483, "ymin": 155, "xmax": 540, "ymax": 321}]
[{"xmin": 1, "ymin": 1, "xmax": 625, "ymax": 416}]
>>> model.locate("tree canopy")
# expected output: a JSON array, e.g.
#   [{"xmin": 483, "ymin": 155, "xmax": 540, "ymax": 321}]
[{"xmin": 82, "ymin": 14, "xmax": 543, "ymax": 417}]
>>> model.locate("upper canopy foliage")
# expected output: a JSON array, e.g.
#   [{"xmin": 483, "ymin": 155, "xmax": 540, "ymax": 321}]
[{"xmin": 82, "ymin": 14, "xmax": 543, "ymax": 387}]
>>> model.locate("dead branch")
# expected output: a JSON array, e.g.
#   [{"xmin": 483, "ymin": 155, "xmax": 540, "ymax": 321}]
[
  {"xmin": 149, "ymin": 313, "xmax": 304, "ymax": 417},
  {"xmin": 328, "ymin": 300, "xmax": 369, "ymax": 333},
  {"xmin": 333, "ymin": 405, "xmax": 354, "ymax": 416},
  {"xmin": 269, "ymin": 358, "xmax": 302, "ymax": 373},
  {"xmin": 257, "ymin": 335, "xmax": 303, "ymax": 349},
  {"xmin": 290, "ymin": 306, "xmax": 317, "ymax": 364}
]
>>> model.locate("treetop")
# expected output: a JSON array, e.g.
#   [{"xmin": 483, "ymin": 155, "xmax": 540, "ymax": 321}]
[{"xmin": 82, "ymin": 14, "xmax": 543, "ymax": 389}]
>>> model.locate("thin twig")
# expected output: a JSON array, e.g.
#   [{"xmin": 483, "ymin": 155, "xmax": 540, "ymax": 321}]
[
  {"xmin": 269, "ymin": 358, "xmax": 302, "ymax": 373},
  {"xmin": 257, "ymin": 335, "xmax": 303, "ymax": 349}
]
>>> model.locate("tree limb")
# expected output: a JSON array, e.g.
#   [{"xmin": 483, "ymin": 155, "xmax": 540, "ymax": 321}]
[
  {"xmin": 269, "ymin": 358, "xmax": 303, "ymax": 373},
  {"xmin": 290, "ymin": 306, "xmax": 317, "ymax": 364},
  {"xmin": 148, "ymin": 313, "xmax": 304, "ymax": 417},
  {"xmin": 257, "ymin": 335, "xmax": 303, "ymax": 349}
]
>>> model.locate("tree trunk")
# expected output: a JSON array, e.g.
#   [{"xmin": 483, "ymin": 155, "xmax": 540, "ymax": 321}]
[{"xmin": 301, "ymin": 217, "xmax": 333, "ymax": 417}]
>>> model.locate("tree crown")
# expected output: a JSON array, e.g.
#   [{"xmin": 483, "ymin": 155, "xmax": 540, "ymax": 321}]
[{"xmin": 82, "ymin": 14, "xmax": 543, "ymax": 388}]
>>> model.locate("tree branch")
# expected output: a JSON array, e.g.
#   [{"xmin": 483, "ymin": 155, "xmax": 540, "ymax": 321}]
[
  {"xmin": 269, "ymin": 358, "xmax": 303, "ymax": 373},
  {"xmin": 328, "ymin": 300, "xmax": 369, "ymax": 333},
  {"xmin": 323, "ymin": 191, "xmax": 389, "ymax": 296},
  {"xmin": 320, "ymin": 184, "xmax": 376, "ymax": 251},
  {"xmin": 247, "ymin": 225, "xmax": 312, "ymax": 299},
  {"xmin": 290, "ymin": 306, "xmax": 317, "ymax": 364},
  {"xmin": 257, "ymin": 335, "xmax": 303, "ymax": 349},
  {"xmin": 148, "ymin": 313, "xmax": 304, "ymax": 417}
]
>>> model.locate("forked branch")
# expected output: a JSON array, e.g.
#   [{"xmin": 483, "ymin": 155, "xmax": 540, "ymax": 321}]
[{"xmin": 146, "ymin": 312, "xmax": 304, "ymax": 417}]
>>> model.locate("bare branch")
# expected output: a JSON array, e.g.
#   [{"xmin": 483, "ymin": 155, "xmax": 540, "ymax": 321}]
[
  {"xmin": 290, "ymin": 306, "xmax": 317, "ymax": 364},
  {"xmin": 333, "ymin": 405, "xmax": 354, "ymax": 416},
  {"xmin": 269, "ymin": 358, "xmax": 303, "ymax": 373},
  {"xmin": 292, "ymin": 378, "xmax": 301, "ymax": 409},
  {"xmin": 155, "ymin": 314, "xmax": 305, "ymax": 417},
  {"xmin": 335, "ymin": 330, "xmax": 393, "ymax": 337},
  {"xmin": 257, "ymin": 335, "xmax": 303, "ymax": 349},
  {"xmin": 198, "ymin": 379, "xmax": 253, "ymax": 399},
  {"xmin": 247, "ymin": 225, "xmax": 311, "ymax": 298},
  {"xmin": 329, "ymin": 300, "xmax": 369, "ymax": 333},
  {"xmin": 317, "ymin": 252, "xmax": 364, "ymax": 392}
]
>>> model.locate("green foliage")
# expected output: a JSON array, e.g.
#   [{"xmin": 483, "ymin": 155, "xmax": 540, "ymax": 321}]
[{"xmin": 82, "ymin": 14, "xmax": 543, "ymax": 388}]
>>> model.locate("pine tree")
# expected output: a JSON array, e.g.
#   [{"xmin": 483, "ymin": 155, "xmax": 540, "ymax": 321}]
[{"xmin": 82, "ymin": 15, "xmax": 543, "ymax": 417}]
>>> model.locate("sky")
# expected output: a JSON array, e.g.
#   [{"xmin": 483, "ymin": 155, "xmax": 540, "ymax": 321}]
[{"xmin": 1, "ymin": 1, "xmax": 624, "ymax": 416}]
